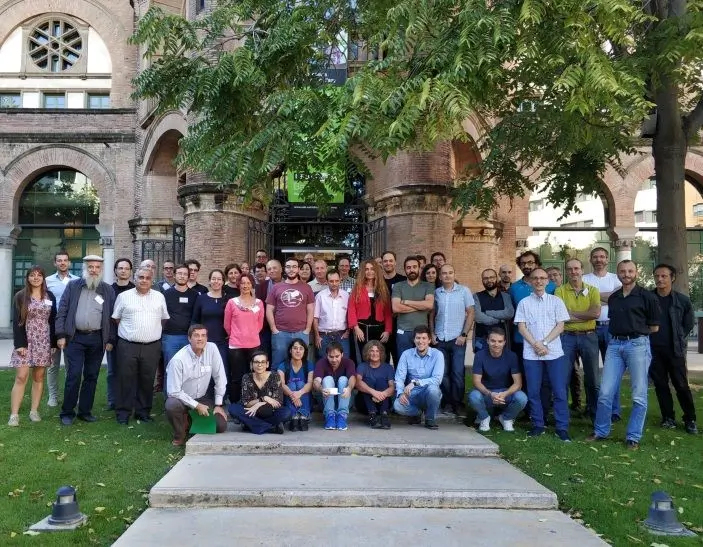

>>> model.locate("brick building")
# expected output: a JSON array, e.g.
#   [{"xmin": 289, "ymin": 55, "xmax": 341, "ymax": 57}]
[{"xmin": 1, "ymin": 0, "xmax": 702, "ymax": 332}]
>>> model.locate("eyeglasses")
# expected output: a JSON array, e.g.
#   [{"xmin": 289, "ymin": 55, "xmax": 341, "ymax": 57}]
[
  {"xmin": 252, "ymin": 360, "xmax": 268, "ymax": 365},
  {"xmin": 188, "ymin": 267, "xmax": 199, "ymax": 272},
  {"xmin": 164, "ymin": 266, "xmax": 174, "ymax": 270},
  {"xmin": 519, "ymin": 261, "xmax": 536, "ymax": 267}
]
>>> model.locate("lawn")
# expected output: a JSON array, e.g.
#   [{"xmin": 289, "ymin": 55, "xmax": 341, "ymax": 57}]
[
  {"xmin": 0, "ymin": 369, "xmax": 181, "ymax": 546},
  {"xmin": 470, "ymin": 376, "xmax": 703, "ymax": 547}
]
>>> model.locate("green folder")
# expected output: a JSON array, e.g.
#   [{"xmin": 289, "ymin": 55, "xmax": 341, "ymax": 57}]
[{"xmin": 188, "ymin": 409, "xmax": 217, "ymax": 434}]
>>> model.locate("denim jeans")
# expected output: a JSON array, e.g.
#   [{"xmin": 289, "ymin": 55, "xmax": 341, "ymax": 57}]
[
  {"xmin": 319, "ymin": 332, "xmax": 351, "ymax": 359},
  {"xmin": 467, "ymin": 389, "xmax": 528, "ymax": 421},
  {"xmin": 435, "ymin": 338, "xmax": 467, "ymax": 408},
  {"xmin": 321, "ymin": 375, "xmax": 351, "ymax": 417},
  {"xmin": 594, "ymin": 337, "xmax": 651, "ymax": 442},
  {"xmin": 395, "ymin": 329, "xmax": 415, "ymax": 360},
  {"xmin": 560, "ymin": 332, "xmax": 600, "ymax": 417},
  {"xmin": 523, "ymin": 356, "xmax": 570, "ymax": 431},
  {"xmin": 596, "ymin": 323, "xmax": 621, "ymax": 417},
  {"xmin": 272, "ymin": 331, "xmax": 309, "ymax": 370},
  {"xmin": 285, "ymin": 376, "xmax": 312, "ymax": 418},
  {"xmin": 60, "ymin": 331, "xmax": 105, "ymax": 419},
  {"xmin": 162, "ymin": 334, "xmax": 189, "ymax": 369},
  {"xmin": 228, "ymin": 402, "xmax": 292, "ymax": 434},
  {"xmin": 393, "ymin": 384, "xmax": 442, "ymax": 422}
]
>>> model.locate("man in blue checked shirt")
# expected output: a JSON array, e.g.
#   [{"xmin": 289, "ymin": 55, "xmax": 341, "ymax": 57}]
[{"xmin": 393, "ymin": 325, "xmax": 444, "ymax": 430}]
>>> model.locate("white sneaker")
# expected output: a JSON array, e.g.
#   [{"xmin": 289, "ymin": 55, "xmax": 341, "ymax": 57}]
[
  {"xmin": 29, "ymin": 411, "xmax": 41, "ymax": 422},
  {"xmin": 478, "ymin": 416, "xmax": 491, "ymax": 432},
  {"xmin": 8, "ymin": 414, "xmax": 19, "ymax": 427},
  {"xmin": 498, "ymin": 414, "xmax": 514, "ymax": 432},
  {"xmin": 47, "ymin": 396, "xmax": 58, "ymax": 407}
]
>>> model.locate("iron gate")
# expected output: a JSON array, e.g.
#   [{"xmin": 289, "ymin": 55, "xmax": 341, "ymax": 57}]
[
  {"xmin": 247, "ymin": 218, "xmax": 273, "ymax": 263},
  {"xmin": 140, "ymin": 222, "xmax": 185, "ymax": 269},
  {"xmin": 362, "ymin": 217, "xmax": 387, "ymax": 260}
]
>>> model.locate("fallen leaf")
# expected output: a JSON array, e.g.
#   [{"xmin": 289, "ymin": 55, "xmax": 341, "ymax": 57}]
[
  {"xmin": 10, "ymin": 532, "xmax": 17, "ymax": 538},
  {"xmin": 94, "ymin": 507, "xmax": 105, "ymax": 513},
  {"xmin": 56, "ymin": 452, "xmax": 67, "ymax": 461},
  {"xmin": 23, "ymin": 531, "xmax": 40, "ymax": 536},
  {"xmin": 650, "ymin": 543, "xmax": 670, "ymax": 547},
  {"xmin": 692, "ymin": 484, "xmax": 703, "ymax": 490},
  {"xmin": 77, "ymin": 441, "xmax": 86, "ymax": 446},
  {"xmin": 96, "ymin": 483, "xmax": 106, "ymax": 487},
  {"xmin": 48, "ymin": 449, "xmax": 59, "ymax": 453},
  {"xmin": 589, "ymin": 446, "xmax": 598, "ymax": 452},
  {"xmin": 652, "ymin": 478, "xmax": 661, "ymax": 484},
  {"xmin": 626, "ymin": 535, "xmax": 643, "ymax": 543},
  {"xmin": 542, "ymin": 473, "xmax": 553, "ymax": 477},
  {"xmin": 678, "ymin": 507, "xmax": 684, "ymax": 514}
]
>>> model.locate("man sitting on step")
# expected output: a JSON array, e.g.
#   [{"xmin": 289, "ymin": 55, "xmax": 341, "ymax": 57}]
[
  {"xmin": 165, "ymin": 324, "xmax": 228, "ymax": 446},
  {"xmin": 467, "ymin": 327, "xmax": 527, "ymax": 432}
]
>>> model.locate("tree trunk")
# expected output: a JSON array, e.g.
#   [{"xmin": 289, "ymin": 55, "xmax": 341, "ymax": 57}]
[{"xmin": 653, "ymin": 77, "xmax": 689, "ymax": 294}]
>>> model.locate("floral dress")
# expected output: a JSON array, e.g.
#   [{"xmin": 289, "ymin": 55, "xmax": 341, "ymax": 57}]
[{"xmin": 10, "ymin": 297, "xmax": 52, "ymax": 368}]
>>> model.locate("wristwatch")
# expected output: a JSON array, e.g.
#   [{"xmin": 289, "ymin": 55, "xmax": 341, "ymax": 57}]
[
  {"xmin": 542, "ymin": 339, "xmax": 549, "ymax": 345},
  {"xmin": 461, "ymin": 332, "xmax": 467, "ymax": 337},
  {"xmin": 412, "ymin": 379, "xmax": 421, "ymax": 386}
]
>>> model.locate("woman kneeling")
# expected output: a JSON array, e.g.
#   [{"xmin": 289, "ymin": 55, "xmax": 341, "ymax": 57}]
[{"xmin": 355, "ymin": 341, "xmax": 395, "ymax": 429}]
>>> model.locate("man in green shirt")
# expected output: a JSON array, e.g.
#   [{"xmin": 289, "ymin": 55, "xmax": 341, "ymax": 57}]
[{"xmin": 392, "ymin": 256, "xmax": 435, "ymax": 358}]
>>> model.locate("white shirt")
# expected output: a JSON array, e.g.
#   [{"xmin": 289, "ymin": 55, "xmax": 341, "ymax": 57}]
[
  {"xmin": 112, "ymin": 288, "xmax": 169, "ymax": 343},
  {"xmin": 314, "ymin": 288, "xmax": 349, "ymax": 332},
  {"xmin": 583, "ymin": 272, "xmax": 622, "ymax": 322},
  {"xmin": 166, "ymin": 342, "xmax": 226, "ymax": 408},
  {"xmin": 514, "ymin": 293, "xmax": 570, "ymax": 360}
]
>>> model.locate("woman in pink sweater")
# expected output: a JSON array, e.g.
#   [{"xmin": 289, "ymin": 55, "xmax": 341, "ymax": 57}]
[{"xmin": 224, "ymin": 276, "xmax": 265, "ymax": 404}]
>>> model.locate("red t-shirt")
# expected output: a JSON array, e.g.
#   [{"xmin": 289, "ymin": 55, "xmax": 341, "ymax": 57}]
[{"xmin": 266, "ymin": 281, "xmax": 314, "ymax": 332}]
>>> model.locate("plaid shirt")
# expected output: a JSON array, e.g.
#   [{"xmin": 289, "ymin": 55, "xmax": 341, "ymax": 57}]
[
  {"xmin": 433, "ymin": 283, "xmax": 475, "ymax": 341},
  {"xmin": 514, "ymin": 292, "xmax": 570, "ymax": 360}
]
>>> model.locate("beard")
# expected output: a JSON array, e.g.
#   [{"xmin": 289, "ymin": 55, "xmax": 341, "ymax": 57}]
[
  {"xmin": 483, "ymin": 281, "xmax": 496, "ymax": 290},
  {"xmin": 287, "ymin": 273, "xmax": 300, "ymax": 281},
  {"xmin": 82, "ymin": 270, "xmax": 103, "ymax": 290},
  {"xmin": 407, "ymin": 272, "xmax": 419, "ymax": 281}
]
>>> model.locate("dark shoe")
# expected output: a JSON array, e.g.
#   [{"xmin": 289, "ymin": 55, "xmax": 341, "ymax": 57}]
[
  {"xmin": 300, "ymin": 418, "xmax": 309, "ymax": 431},
  {"xmin": 380, "ymin": 412, "xmax": 391, "ymax": 429},
  {"xmin": 368, "ymin": 413, "xmax": 380, "ymax": 428},
  {"xmin": 288, "ymin": 419, "xmax": 296, "ymax": 432},
  {"xmin": 105, "ymin": 404, "xmax": 115, "ymax": 411},
  {"xmin": 660, "ymin": 418, "xmax": 677, "ymax": 429},
  {"xmin": 527, "ymin": 427, "xmax": 545, "ymax": 437},
  {"xmin": 136, "ymin": 415, "xmax": 153, "ymax": 423},
  {"xmin": 273, "ymin": 423, "xmax": 285, "ymax": 434},
  {"xmin": 77, "ymin": 414, "xmax": 97, "ymax": 423},
  {"xmin": 171, "ymin": 438, "xmax": 185, "ymax": 447},
  {"xmin": 407, "ymin": 415, "xmax": 422, "ymax": 426},
  {"xmin": 684, "ymin": 421, "xmax": 698, "ymax": 434},
  {"xmin": 555, "ymin": 430, "xmax": 572, "ymax": 442},
  {"xmin": 424, "ymin": 420, "xmax": 439, "ymax": 430},
  {"xmin": 60, "ymin": 416, "xmax": 74, "ymax": 426},
  {"xmin": 611, "ymin": 414, "xmax": 621, "ymax": 423},
  {"xmin": 117, "ymin": 418, "xmax": 129, "ymax": 425},
  {"xmin": 625, "ymin": 439, "xmax": 639, "ymax": 450},
  {"xmin": 585, "ymin": 434, "xmax": 606, "ymax": 442}
]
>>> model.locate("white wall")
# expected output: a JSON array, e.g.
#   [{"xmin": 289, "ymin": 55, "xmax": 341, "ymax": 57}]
[
  {"xmin": 0, "ymin": 28, "xmax": 22, "ymax": 72},
  {"xmin": 87, "ymin": 28, "xmax": 112, "ymax": 74}
]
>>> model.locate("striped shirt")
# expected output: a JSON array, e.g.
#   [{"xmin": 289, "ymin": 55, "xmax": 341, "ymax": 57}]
[
  {"xmin": 514, "ymin": 293, "xmax": 570, "ymax": 360},
  {"xmin": 433, "ymin": 283, "xmax": 475, "ymax": 341},
  {"xmin": 112, "ymin": 288, "xmax": 169, "ymax": 343}
]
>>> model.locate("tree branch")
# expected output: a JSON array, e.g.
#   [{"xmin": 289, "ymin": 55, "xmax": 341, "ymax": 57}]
[{"xmin": 683, "ymin": 94, "xmax": 703, "ymax": 140}]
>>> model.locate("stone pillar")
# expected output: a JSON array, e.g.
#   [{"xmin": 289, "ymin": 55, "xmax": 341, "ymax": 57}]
[
  {"xmin": 0, "ymin": 224, "xmax": 21, "ymax": 330},
  {"xmin": 96, "ymin": 223, "xmax": 115, "ymax": 284},
  {"xmin": 128, "ymin": 218, "xmax": 178, "ymax": 266},
  {"xmin": 452, "ymin": 217, "xmax": 504, "ymax": 293},
  {"xmin": 609, "ymin": 226, "xmax": 638, "ymax": 263},
  {"xmin": 178, "ymin": 182, "xmax": 266, "ymax": 281}
]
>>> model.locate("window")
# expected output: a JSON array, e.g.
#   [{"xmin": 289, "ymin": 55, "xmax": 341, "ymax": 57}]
[
  {"xmin": 641, "ymin": 177, "xmax": 656, "ymax": 191},
  {"xmin": 560, "ymin": 220, "xmax": 594, "ymax": 228},
  {"xmin": 43, "ymin": 93, "xmax": 65, "ymax": 108},
  {"xmin": 575, "ymin": 192, "xmax": 597, "ymax": 203},
  {"xmin": 87, "ymin": 94, "xmax": 110, "ymax": 109},
  {"xmin": 635, "ymin": 210, "xmax": 656, "ymax": 223},
  {"xmin": 0, "ymin": 93, "xmax": 21, "ymax": 107},
  {"xmin": 694, "ymin": 203, "xmax": 703, "ymax": 217},
  {"xmin": 28, "ymin": 19, "xmax": 82, "ymax": 72},
  {"xmin": 529, "ymin": 199, "xmax": 544, "ymax": 212}
]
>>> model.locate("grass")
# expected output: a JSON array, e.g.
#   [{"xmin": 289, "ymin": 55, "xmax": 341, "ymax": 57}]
[
  {"xmin": 468, "ymin": 376, "xmax": 703, "ymax": 546},
  {"xmin": 0, "ymin": 369, "xmax": 181, "ymax": 546}
]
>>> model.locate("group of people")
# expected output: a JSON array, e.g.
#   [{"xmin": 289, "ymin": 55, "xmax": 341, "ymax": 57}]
[{"xmin": 8, "ymin": 246, "xmax": 698, "ymax": 452}]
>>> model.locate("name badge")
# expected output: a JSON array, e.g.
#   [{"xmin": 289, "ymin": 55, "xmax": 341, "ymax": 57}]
[
  {"xmin": 252, "ymin": 305, "xmax": 260, "ymax": 313},
  {"xmin": 397, "ymin": 329, "xmax": 404, "ymax": 335},
  {"xmin": 44, "ymin": 299, "xmax": 53, "ymax": 307},
  {"xmin": 345, "ymin": 287, "xmax": 352, "ymax": 293},
  {"xmin": 95, "ymin": 295, "xmax": 104, "ymax": 305},
  {"xmin": 368, "ymin": 292, "xmax": 374, "ymax": 298},
  {"xmin": 179, "ymin": 297, "xmax": 189, "ymax": 304}
]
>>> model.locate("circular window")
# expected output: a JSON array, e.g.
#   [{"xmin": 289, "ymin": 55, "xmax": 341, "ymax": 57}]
[{"xmin": 28, "ymin": 19, "xmax": 82, "ymax": 72}]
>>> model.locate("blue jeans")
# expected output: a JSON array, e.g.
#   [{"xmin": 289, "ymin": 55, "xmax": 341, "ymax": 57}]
[
  {"xmin": 162, "ymin": 334, "xmax": 189, "ymax": 368},
  {"xmin": 561, "ymin": 332, "xmax": 600, "ymax": 417},
  {"xmin": 393, "ymin": 384, "xmax": 442, "ymax": 422},
  {"xmin": 321, "ymin": 375, "xmax": 351, "ymax": 417},
  {"xmin": 468, "ymin": 389, "xmax": 528, "ymax": 421},
  {"xmin": 60, "ymin": 331, "xmax": 105, "ymax": 419},
  {"xmin": 594, "ymin": 337, "xmax": 651, "ymax": 442},
  {"xmin": 523, "ymin": 356, "xmax": 570, "ymax": 431},
  {"xmin": 319, "ymin": 332, "xmax": 350, "ymax": 359},
  {"xmin": 395, "ymin": 329, "xmax": 415, "ymax": 360},
  {"xmin": 272, "ymin": 331, "xmax": 309, "ymax": 370},
  {"xmin": 285, "ymin": 376, "xmax": 312, "ymax": 418},
  {"xmin": 596, "ymin": 324, "xmax": 621, "ymax": 417},
  {"xmin": 228, "ymin": 403, "xmax": 292, "ymax": 434},
  {"xmin": 435, "ymin": 338, "xmax": 466, "ymax": 408}
]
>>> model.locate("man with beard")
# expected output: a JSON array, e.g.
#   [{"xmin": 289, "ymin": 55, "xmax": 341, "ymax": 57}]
[
  {"xmin": 267, "ymin": 258, "xmax": 315, "ymax": 367},
  {"xmin": 392, "ymin": 256, "xmax": 435, "ymax": 357},
  {"xmin": 55, "ymin": 255, "xmax": 115, "ymax": 425},
  {"xmin": 587, "ymin": 260, "xmax": 660, "ymax": 449},
  {"xmin": 381, "ymin": 251, "xmax": 406, "ymax": 364},
  {"xmin": 473, "ymin": 269, "xmax": 514, "ymax": 352},
  {"xmin": 162, "ymin": 265, "xmax": 198, "ymax": 370}
]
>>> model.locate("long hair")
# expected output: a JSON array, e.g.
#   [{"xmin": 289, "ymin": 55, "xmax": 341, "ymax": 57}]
[
  {"xmin": 17, "ymin": 265, "xmax": 48, "ymax": 326},
  {"xmin": 421, "ymin": 264, "xmax": 441, "ymax": 288},
  {"xmin": 352, "ymin": 260, "xmax": 389, "ymax": 304}
]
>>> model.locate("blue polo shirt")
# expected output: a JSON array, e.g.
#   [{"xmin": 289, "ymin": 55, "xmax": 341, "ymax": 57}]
[{"xmin": 508, "ymin": 277, "xmax": 556, "ymax": 343}]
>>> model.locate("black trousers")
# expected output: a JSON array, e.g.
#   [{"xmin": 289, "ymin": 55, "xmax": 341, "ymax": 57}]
[
  {"xmin": 115, "ymin": 339, "xmax": 162, "ymax": 421},
  {"xmin": 227, "ymin": 347, "xmax": 260, "ymax": 403},
  {"xmin": 649, "ymin": 345, "xmax": 697, "ymax": 423}
]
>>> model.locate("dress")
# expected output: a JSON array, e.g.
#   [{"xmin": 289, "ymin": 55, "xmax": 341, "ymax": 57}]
[{"xmin": 10, "ymin": 297, "xmax": 52, "ymax": 368}]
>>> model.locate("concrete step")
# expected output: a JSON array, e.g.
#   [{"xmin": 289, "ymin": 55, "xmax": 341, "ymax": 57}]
[
  {"xmin": 149, "ymin": 454, "xmax": 557, "ymax": 509},
  {"xmin": 114, "ymin": 507, "xmax": 607, "ymax": 547},
  {"xmin": 189, "ymin": 422, "xmax": 498, "ymax": 458}
]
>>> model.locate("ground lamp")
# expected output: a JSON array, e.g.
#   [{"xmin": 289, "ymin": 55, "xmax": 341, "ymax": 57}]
[
  {"xmin": 643, "ymin": 491, "xmax": 696, "ymax": 537},
  {"xmin": 29, "ymin": 486, "xmax": 88, "ymax": 533}
]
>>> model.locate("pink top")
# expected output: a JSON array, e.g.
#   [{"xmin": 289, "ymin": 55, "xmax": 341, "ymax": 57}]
[{"xmin": 224, "ymin": 297, "xmax": 265, "ymax": 349}]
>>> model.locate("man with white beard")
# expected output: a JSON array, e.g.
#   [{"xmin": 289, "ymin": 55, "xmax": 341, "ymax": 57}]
[{"xmin": 55, "ymin": 255, "xmax": 116, "ymax": 425}]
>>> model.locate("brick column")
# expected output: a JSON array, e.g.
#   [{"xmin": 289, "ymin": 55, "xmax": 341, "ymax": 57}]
[
  {"xmin": 96, "ymin": 223, "xmax": 115, "ymax": 284},
  {"xmin": 0, "ymin": 224, "xmax": 21, "ymax": 331},
  {"xmin": 452, "ymin": 217, "xmax": 504, "ymax": 292},
  {"xmin": 608, "ymin": 226, "xmax": 638, "ymax": 263}
]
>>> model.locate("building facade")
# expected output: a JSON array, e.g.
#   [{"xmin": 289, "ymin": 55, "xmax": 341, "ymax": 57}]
[{"xmin": 2, "ymin": 0, "xmax": 703, "ymax": 332}]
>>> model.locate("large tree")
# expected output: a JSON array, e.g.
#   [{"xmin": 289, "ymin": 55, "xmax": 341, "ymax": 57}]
[{"xmin": 132, "ymin": 0, "xmax": 703, "ymax": 291}]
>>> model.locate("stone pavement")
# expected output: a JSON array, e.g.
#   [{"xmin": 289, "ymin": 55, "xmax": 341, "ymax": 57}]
[{"xmin": 114, "ymin": 421, "xmax": 606, "ymax": 547}]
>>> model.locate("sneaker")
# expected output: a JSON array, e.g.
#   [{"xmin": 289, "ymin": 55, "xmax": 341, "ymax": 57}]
[
  {"xmin": 300, "ymin": 418, "xmax": 309, "ymax": 431},
  {"xmin": 47, "ymin": 396, "xmax": 58, "ymax": 407},
  {"xmin": 555, "ymin": 429, "xmax": 572, "ymax": 442},
  {"xmin": 478, "ymin": 416, "xmax": 490, "ymax": 432},
  {"xmin": 273, "ymin": 423, "xmax": 285, "ymax": 434},
  {"xmin": 8, "ymin": 414, "xmax": 19, "ymax": 427},
  {"xmin": 424, "ymin": 420, "xmax": 439, "ymax": 430},
  {"xmin": 497, "ymin": 414, "xmax": 514, "ymax": 432},
  {"xmin": 324, "ymin": 413, "xmax": 337, "ymax": 430},
  {"xmin": 660, "ymin": 418, "xmax": 677, "ymax": 429},
  {"xmin": 336, "ymin": 414, "xmax": 348, "ymax": 431},
  {"xmin": 527, "ymin": 427, "xmax": 545, "ymax": 437},
  {"xmin": 625, "ymin": 439, "xmax": 639, "ymax": 450},
  {"xmin": 407, "ymin": 415, "xmax": 422, "ymax": 425},
  {"xmin": 684, "ymin": 421, "xmax": 698, "ymax": 435},
  {"xmin": 29, "ymin": 411, "xmax": 41, "ymax": 422},
  {"xmin": 380, "ymin": 412, "xmax": 391, "ymax": 429},
  {"xmin": 368, "ymin": 413, "xmax": 380, "ymax": 428},
  {"xmin": 585, "ymin": 434, "xmax": 607, "ymax": 442}
]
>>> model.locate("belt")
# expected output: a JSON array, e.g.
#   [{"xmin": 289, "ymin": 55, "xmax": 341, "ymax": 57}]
[
  {"xmin": 76, "ymin": 329, "xmax": 100, "ymax": 335},
  {"xmin": 596, "ymin": 321, "xmax": 610, "ymax": 326},
  {"xmin": 564, "ymin": 330, "xmax": 595, "ymax": 335},
  {"xmin": 611, "ymin": 334, "xmax": 645, "ymax": 341},
  {"xmin": 319, "ymin": 330, "xmax": 347, "ymax": 336},
  {"xmin": 119, "ymin": 337, "xmax": 160, "ymax": 345}
]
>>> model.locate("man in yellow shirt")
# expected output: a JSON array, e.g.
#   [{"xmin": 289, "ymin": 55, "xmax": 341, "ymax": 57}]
[{"xmin": 555, "ymin": 258, "xmax": 601, "ymax": 422}]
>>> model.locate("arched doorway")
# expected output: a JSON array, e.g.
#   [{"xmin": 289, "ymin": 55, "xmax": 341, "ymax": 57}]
[{"xmin": 13, "ymin": 168, "xmax": 101, "ymax": 292}]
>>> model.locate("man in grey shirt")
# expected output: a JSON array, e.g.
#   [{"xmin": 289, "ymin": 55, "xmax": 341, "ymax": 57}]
[{"xmin": 392, "ymin": 256, "xmax": 435, "ymax": 357}]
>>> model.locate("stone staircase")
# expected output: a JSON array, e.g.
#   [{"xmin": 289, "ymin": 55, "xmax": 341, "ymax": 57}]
[{"xmin": 114, "ymin": 419, "xmax": 606, "ymax": 546}]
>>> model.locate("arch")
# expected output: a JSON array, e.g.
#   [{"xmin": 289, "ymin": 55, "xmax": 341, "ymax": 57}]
[
  {"xmin": 138, "ymin": 110, "xmax": 187, "ymax": 170},
  {"xmin": 2, "ymin": 144, "xmax": 115, "ymax": 224}
]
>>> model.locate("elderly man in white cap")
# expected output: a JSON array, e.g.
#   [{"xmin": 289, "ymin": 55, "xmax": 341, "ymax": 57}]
[{"xmin": 55, "ymin": 254, "xmax": 116, "ymax": 425}]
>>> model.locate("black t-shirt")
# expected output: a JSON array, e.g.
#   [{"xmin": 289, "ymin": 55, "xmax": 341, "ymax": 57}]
[
  {"xmin": 163, "ymin": 287, "xmax": 197, "ymax": 334},
  {"xmin": 607, "ymin": 285, "xmax": 661, "ymax": 336},
  {"xmin": 650, "ymin": 294, "xmax": 673, "ymax": 347},
  {"xmin": 112, "ymin": 281, "xmax": 135, "ymax": 297},
  {"xmin": 473, "ymin": 349, "xmax": 519, "ymax": 391},
  {"xmin": 223, "ymin": 285, "xmax": 241, "ymax": 298},
  {"xmin": 383, "ymin": 273, "xmax": 406, "ymax": 295},
  {"xmin": 190, "ymin": 283, "xmax": 208, "ymax": 296}
]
